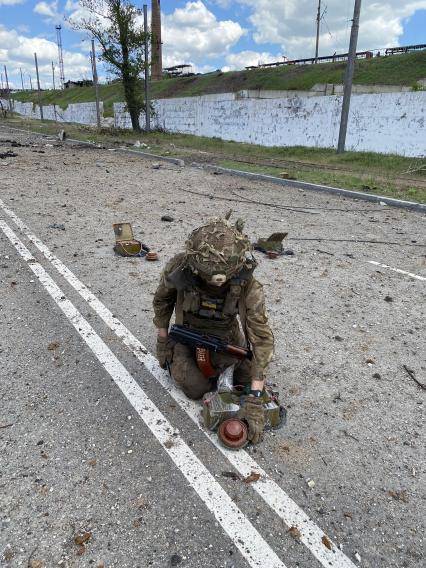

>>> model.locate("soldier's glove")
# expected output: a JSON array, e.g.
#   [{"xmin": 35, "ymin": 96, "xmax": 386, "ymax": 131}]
[
  {"xmin": 156, "ymin": 336, "xmax": 175, "ymax": 369},
  {"xmin": 237, "ymin": 396, "xmax": 265, "ymax": 445}
]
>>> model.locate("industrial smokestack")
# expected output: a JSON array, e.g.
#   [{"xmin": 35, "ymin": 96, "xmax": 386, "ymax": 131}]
[{"xmin": 151, "ymin": 0, "xmax": 163, "ymax": 81}]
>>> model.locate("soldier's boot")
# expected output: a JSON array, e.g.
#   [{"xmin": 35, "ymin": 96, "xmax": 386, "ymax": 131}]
[{"xmin": 171, "ymin": 343, "xmax": 213, "ymax": 400}]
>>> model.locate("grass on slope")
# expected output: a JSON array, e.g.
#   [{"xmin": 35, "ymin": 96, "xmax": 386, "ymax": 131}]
[{"xmin": 10, "ymin": 51, "xmax": 426, "ymax": 115}]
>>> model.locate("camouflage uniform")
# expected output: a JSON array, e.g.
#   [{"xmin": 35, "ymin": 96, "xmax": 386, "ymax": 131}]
[{"xmin": 153, "ymin": 218, "xmax": 274, "ymax": 401}]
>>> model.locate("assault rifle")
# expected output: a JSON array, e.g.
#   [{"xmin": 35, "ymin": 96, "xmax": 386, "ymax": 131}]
[{"xmin": 169, "ymin": 324, "xmax": 252, "ymax": 364}]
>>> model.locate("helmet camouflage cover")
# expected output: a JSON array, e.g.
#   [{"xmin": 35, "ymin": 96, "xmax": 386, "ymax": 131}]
[{"xmin": 185, "ymin": 216, "xmax": 252, "ymax": 280}]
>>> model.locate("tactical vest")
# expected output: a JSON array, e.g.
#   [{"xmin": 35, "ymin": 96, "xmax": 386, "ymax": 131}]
[{"xmin": 168, "ymin": 260, "xmax": 256, "ymax": 334}]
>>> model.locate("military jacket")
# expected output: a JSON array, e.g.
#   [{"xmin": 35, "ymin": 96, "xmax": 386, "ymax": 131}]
[{"xmin": 153, "ymin": 253, "xmax": 274, "ymax": 377}]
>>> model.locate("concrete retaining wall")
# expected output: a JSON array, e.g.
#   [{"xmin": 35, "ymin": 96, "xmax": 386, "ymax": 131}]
[
  {"xmin": 114, "ymin": 91, "xmax": 426, "ymax": 157},
  {"xmin": 4, "ymin": 88, "xmax": 425, "ymax": 157},
  {"xmin": 2, "ymin": 99, "xmax": 103, "ymax": 126}
]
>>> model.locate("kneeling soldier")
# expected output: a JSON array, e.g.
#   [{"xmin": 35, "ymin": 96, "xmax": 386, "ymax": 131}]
[{"xmin": 153, "ymin": 215, "xmax": 274, "ymax": 444}]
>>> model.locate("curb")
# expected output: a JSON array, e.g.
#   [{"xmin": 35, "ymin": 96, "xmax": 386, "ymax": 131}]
[
  {"xmin": 2, "ymin": 123, "xmax": 424, "ymax": 213},
  {"xmin": 0, "ymin": 125, "xmax": 184, "ymax": 167},
  {"xmin": 192, "ymin": 163, "xmax": 426, "ymax": 214}
]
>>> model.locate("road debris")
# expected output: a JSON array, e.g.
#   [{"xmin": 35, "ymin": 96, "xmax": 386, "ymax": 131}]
[
  {"xmin": 48, "ymin": 223, "xmax": 66, "ymax": 231},
  {"xmin": 0, "ymin": 150, "xmax": 17, "ymax": 159},
  {"xmin": 170, "ymin": 553, "xmax": 182, "ymax": 566},
  {"xmin": 221, "ymin": 471, "xmax": 241, "ymax": 480},
  {"xmin": 145, "ymin": 252, "xmax": 159, "ymax": 261},
  {"xmin": 29, "ymin": 560, "xmax": 45, "ymax": 568},
  {"xmin": 322, "ymin": 535, "xmax": 333, "ymax": 550},
  {"xmin": 288, "ymin": 526, "xmax": 302, "ymax": 540},
  {"xmin": 161, "ymin": 215, "xmax": 174, "ymax": 222},
  {"xmin": 242, "ymin": 471, "xmax": 261, "ymax": 483},
  {"xmin": 113, "ymin": 222, "xmax": 150, "ymax": 257},
  {"xmin": 403, "ymin": 365, "xmax": 426, "ymax": 391},
  {"xmin": 74, "ymin": 532, "xmax": 92, "ymax": 545},
  {"xmin": 387, "ymin": 489, "xmax": 409, "ymax": 502}
]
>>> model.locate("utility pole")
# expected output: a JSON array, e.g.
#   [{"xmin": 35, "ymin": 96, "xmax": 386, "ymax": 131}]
[
  {"xmin": 144, "ymin": 4, "xmax": 151, "ymax": 132},
  {"xmin": 4, "ymin": 65, "xmax": 13, "ymax": 112},
  {"xmin": 52, "ymin": 61, "xmax": 56, "ymax": 90},
  {"xmin": 337, "ymin": 0, "xmax": 362, "ymax": 153},
  {"xmin": 20, "ymin": 68, "xmax": 24, "ymax": 91},
  {"xmin": 91, "ymin": 39, "xmax": 101, "ymax": 128},
  {"xmin": 151, "ymin": 0, "xmax": 162, "ymax": 81},
  {"xmin": 315, "ymin": 0, "xmax": 321, "ymax": 63},
  {"xmin": 34, "ymin": 52, "xmax": 44, "ymax": 120}
]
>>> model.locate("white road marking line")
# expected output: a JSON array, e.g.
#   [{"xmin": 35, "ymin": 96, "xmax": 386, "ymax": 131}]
[
  {"xmin": 0, "ymin": 199, "xmax": 357, "ymax": 568},
  {"xmin": 0, "ymin": 219, "xmax": 286, "ymax": 568},
  {"xmin": 368, "ymin": 261, "xmax": 426, "ymax": 281}
]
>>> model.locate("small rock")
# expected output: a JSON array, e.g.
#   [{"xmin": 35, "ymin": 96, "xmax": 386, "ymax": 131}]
[
  {"xmin": 384, "ymin": 296, "xmax": 393, "ymax": 302},
  {"xmin": 161, "ymin": 215, "xmax": 174, "ymax": 222},
  {"xmin": 334, "ymin": 335, "xmax": 344, "ymax": 342},
  {"xmin": 372, "ymin": 372, "xmax": 381, "ymax": 379},
  {"xmin": 74, "ymin": 531, "xmax": 92, "ymax": 545},
  {"xmin": 30, "ymin": 560, "xmax": 45, "ymax": 568},
  {"xmin": 306, "ymin": 479, "xmax": 316, "ymax": 489},
  {"xmin": 322, "ymin": 535, "xmax": 332, "ymax": 550},
  {"xmin": 354, "ymin": 552, "xmax": 361, "ymax": 563},
  {"xmin": 170, "ymin": 553, "xmax": 182, "ymax": 566},
  {"xmin": 152, "ymin": 162, "xmax": 161, "ymax": 169},
  {"xmin": 48, "ymin": 223, "xmax": 65, "ymax": 231},
  {"xmin": 288, "ymin": 526, "xmax": 301, "ymax": 540}
]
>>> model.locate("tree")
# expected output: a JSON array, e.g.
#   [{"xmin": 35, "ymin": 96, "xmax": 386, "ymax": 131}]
[{"xmin": 72, "ymin": 0, "xmax": 149, "ymax": 131}]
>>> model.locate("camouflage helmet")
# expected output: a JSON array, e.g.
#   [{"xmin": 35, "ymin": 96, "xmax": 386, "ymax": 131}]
[{"xmin": 185, "ymin": 215, "xmax": 252, "ymax": 280}]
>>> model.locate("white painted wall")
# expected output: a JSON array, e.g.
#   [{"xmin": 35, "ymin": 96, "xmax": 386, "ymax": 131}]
[
  {"xmin": 114, "ymin": 91, "xmax": 426, "ymax": 157},
  {"xmin": 4, "ymin": 89, "xmax": 425, "ymax": 157},
  {"xmin": 2, "ymin": 99, "xmax": 102, "ymax": 125}
]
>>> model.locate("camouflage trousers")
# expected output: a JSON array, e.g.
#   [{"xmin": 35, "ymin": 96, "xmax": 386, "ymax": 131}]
[{"xmin": 170, "ymin": 343, "xmax": 253, "ymax": 400}]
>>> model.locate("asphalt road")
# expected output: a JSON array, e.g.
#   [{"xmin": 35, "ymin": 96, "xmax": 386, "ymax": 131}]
[{"xmin": 0, "ymin": 124, "xmax": 425, "ymax": 568}]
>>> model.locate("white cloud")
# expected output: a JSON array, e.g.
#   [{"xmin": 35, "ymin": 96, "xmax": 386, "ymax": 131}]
[
  {"xmin": 223, "ymin": 50, "xmax": 281, "ymax": 71},
  {"xmin": 238, "ymin": 0, "xmax": 426, "ymax": 59},
  {"xmin": 162, "ymin": 1, "xmax": 245, "ymax": 70},
  {"xmin": 34, "ymin": 0, "xmax": 61, "ymax": 22},
  {"xmin": 0, "ymin": 25, "xmax": 91, "ymax": 89}
]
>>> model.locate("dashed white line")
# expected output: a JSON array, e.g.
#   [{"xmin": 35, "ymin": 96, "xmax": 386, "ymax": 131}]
[
  {"xmin": 368, "ymin": 260, "xmax": 426, "ymax": 281},
  {"xmin": 0, "ymin": 219, "xmax": 286, "ymax": 568},
  {"xmin": 0, "ymin": 198, "xmax": 357, "ymax": 568}
]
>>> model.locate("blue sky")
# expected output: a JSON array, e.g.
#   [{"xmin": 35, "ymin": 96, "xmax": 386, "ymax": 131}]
[{"xmin": 1, "ymin": 1, "xmax": 425, "ymax": 89}]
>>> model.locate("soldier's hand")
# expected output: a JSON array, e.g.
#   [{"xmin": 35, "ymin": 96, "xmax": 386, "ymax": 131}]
[
  {"xmin": 156, "ymin": 335, "xmax": 175, "ymax": 369},
  {"xmin": 237, "ymin": 396, "xmax": 265, "ymax": 445}
]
